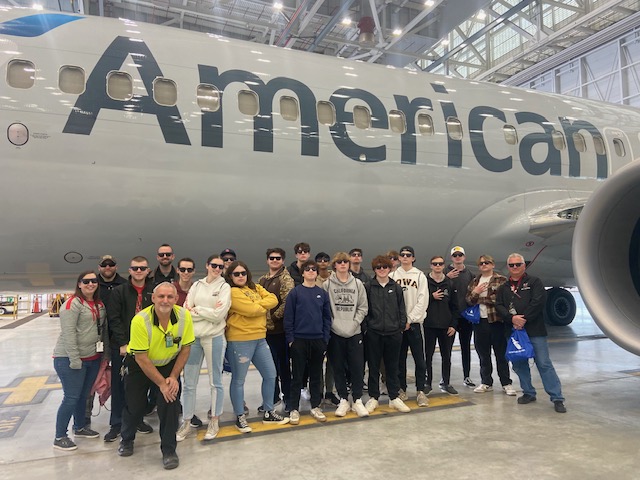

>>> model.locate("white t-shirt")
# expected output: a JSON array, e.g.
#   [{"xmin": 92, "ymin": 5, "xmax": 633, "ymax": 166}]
[{"xmin": 478, "ymin": 275, "xmax": 492, "ymax": 318}]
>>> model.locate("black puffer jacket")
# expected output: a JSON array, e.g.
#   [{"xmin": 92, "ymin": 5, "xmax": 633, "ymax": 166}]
[{"xmin": 364, "ymin": 278, "xmax": 406, "ymax": 335}]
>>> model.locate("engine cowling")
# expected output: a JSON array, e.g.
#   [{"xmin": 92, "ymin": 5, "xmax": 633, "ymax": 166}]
[{"xmin": 573, "ymin": 160, "xmax": 640, "ymax": 355}]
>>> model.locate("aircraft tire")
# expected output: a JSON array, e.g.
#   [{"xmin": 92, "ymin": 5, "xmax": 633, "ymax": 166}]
[{"xmin": 544, "ymin": 287, "xmax": 576, "ymax": 326}]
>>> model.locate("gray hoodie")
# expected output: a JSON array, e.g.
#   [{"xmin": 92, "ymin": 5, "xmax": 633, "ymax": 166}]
[{"xmin": 322, "ymin": 272, "xmax": 368, "ymax": 337}]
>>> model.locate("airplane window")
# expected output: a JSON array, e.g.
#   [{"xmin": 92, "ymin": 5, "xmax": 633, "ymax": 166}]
[
  {"xmin": 613, "ymin": 138, "xmax": 626, "ymax": 157},
  {"xmin": 593, "ymin": 134, "xmax": 606, "ymax": 155},
  {"xmin": 552, "ymin": 130, "xmax": 566, "ymax": 150},
  {"xmin": 7, "ymin": 59, "xmax": 36, "ymax": 89},
  {"xmin": 446, "ymin": 116, "xmax": 463, "ymax": 140},
  {"xmin": 353, "ymin": 106, "xmax": 371, "ymax": 129},
  {"xmin": 317, "ymin": 101, "xmax": 336, "ymax": 125},
  {"xmin": 153, "ymin": 77, "xmax": 177, "ymax": 106},
  {"xmin": 59, "ymin": 66, "xmax": 85, "ymax": 94},
  {"xmin": 389, "ymin": 110, "xmax": 406, "ymax": 134},
  {"xmin": 417, "ymin": 114, "xmax": 434, "ymax": 135},
  {"xmin": 280, "ymin": 96, "xmax": 299, "ymax": 121},
  {"xmin": 196, "ymin": 84, "xmax": 220, "ymax": 112},
  {"xmin": 106, "ymin": 71, "xmax": 133, "ymax": 101},
  {"xmin": 238, "ymin": 90, "xmax": 259, "ymax": 116},
  {"xmin": 503, "ymin": 125, "xmax": 518, "ymax": 145},
  {"xmin": 572, "ymin": 133, "xmax": 586, "ymax": 152}
]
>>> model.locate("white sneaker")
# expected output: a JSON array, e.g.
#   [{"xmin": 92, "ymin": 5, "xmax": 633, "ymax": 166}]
[
  {"xmin": 352, "ymin": 399, "xmax": 369, "ymax": 417},
  {"xmin": 300, "ymin": 388, "xmax": 311, "ymax": 401},
  {"xmin": 364, "ymin": 398, "xmax": 378, "ymax": 413},
  {"xmin": 335, "ymin": 398, "xmax": 350, "ymax": 417},
  {"xmin": 416, "ymin": 391, "xmax": 429, "ymax": 407},
  {"xmin": 203, "ymin": 418, "xmax": 219, "ymax": 440},
  {"xmin": 503, "ymin": 384, "xmax": 517, "ymax": 396},
  {"xmin": 390, "ymin": 397, "xmax": 411, "ymax": 413},
  {"xmin": 398, "ymin": 389, "xmax": 409, "ymax": 401},
  {"xmin": 289, "ymin": 410, "xmax": 300, "ymax": 425},
  {"xmin": 474, "ymin": 384, "xmax": 493, "ymax": 393},
  {"xmin": 176, "ymin": 420, "xmax": 192, "ymax": 442},
  {"xmin": 310, "ymin": 407, "xmax": 327, "ymax": 422}
]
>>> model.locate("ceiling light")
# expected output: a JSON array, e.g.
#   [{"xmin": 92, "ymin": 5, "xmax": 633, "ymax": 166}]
[
  {"xmin": 477, "ymin": 10, "xmax": 487, "ymax": 20},
  {"xmin": 342, "ymin": 18, "xmax": 351, "ymax": 26},
  {"xmin": 441, "ymin": 39, "xmax": 449, "ymax": 46},
  {"xmin": 393, "ymin": 28, "xmax": 402, "ymax": 36},
  {"xmin": 425, "ymin": 0, "xmax": 434, "ymax": 6},
  {"xmin": 273, "ymin": 2, "xmax": 283, "ymax": 10}
]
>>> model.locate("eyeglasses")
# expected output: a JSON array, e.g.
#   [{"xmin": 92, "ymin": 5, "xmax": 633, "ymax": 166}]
[
  {"xmin": 99, "ymin": 262, "xmax": 116, "ymax": 268},
  {"xmin": 178, "ymin": 267, "xmax": 194, "ymax": 273},
  {"xmin": 508, "ymin": 263, "xmax": 524, "ymax": 268},
  {"xmin": 232, "ymin": 271, "xmax": 248, "ymax": 277},
  {"xmin": 129, "ymin": 266, "xmax": 149, "ymax": 271},
  {"xmin": 389, "ymin": 256, "xmax": 398, "ymax": 261},
  {"xmin": 452, "ymin": 253, "xmax": 464, "ymax": 258},
  {"xmin": 157, "ymin": 252, "xmax": 173, "ymax": 257},
  {"xmin": 431, "ymin": 262, "xmax": 445, "ymax": 266},
  {"xmin": 399, "ymin": 253, "xmax": 413, "ymax": 258},
  {"xmin": 335, "ymin": 259, "xmax": 349, "ymax": 264},
  {"xmin": 374, "ymin": 265, "xmax": 389, "ymax": 270},
  {"xmin": 303, "ymin": 266, "xmax": 317, "ymax": 272},
  {"xmin": 268, "ymin": 256, "xmax": 282, "ymax": 261},
  {"xmin": 478, "ymin": 261, "xmax": 493, "ymax": 266},
  {"xmin": 350, "ymin": 252, "xmax": 362, "ymax": 257},
  {"xmin": 209, "ymin": 263, "xmax": 225, "ymax": 269},
  {"xmin": 81, "ymin": 278, "xmax": 98, "ymax": 284},
  {"xmin": 222, "ymin": 257, "xmax": 235, "ymax": 262},
  {"xmin": 317, "ymin": 258, "xmax": 330, "ymax": 263},
  {"xmin": 297, "ymin": 249, "xmax": 310, "ymax": 254}
]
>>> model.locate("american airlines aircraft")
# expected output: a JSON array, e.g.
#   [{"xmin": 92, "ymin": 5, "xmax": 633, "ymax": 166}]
[{"xmin": 1, "ymin": 7, "xmax": 640, "ymax": 354}]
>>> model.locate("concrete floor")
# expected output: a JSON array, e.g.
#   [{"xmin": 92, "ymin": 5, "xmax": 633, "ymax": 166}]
[{"xmin": 1, "ymin": 291, "xmax": 640, "ymax": 479}]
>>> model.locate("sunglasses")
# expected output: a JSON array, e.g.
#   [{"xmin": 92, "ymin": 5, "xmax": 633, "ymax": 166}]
[
  {"xmin": 388, "ymin": 256, "xmax": 398, "ymax": 261},
  {"xmin": 100, "ymin": 262, "xmax": 116, "ymax": 268},
  {"xmin": 157, "ymin": 252, "xmax": 173, "ymax": 257},
  {"xmin": 350, "ymin": 252, "xmax": 362, "ymax": 257},
  {"xmin": 452, "ymin": 253, "xmax": 464, "ymax": 257},
  {"xmin": 399, "ymin": 253, "xmax": 413, "ymax": 257},
  {"xmin": 268, "ymin": 256, "xmax": 282, "ymax": 261},
  {"xmin": 374, "ymin": 265, "xmax": 389, "ymax": 270},
  {"xmin": 303, "ymin": 266, "xmax": 317, "ymax": 272},
  {"xmin": 81, "ymin": 278, "xmax": 98, "ymax": 284},
  {"xmin": 209, "ymin": 263, "xmax": 225, "ymax": 269},
  {"xmin": 508, "ymin": 263, "xmax": 524, "ymax": 268},
  {"xmin": 222, "ymin": 257, "xmax": 235, "ymax": 262},
  {"xmin": 335, "ymin": 259, "xmax": 349, "ymax": 264},
  {"xmin": 297, "ymin": 249, "xmax": 310, "ymax": 254},
  {"xmin": 232, "ymin": 271, "xmax": 248, "ymax": 277},
  {"xmin": 317, "ymin": 258, "xmax": 330, "ymax": 263},
  {"xmin": 478, "ymin": 261, "xmax": 493, "ymax": 266},
  {"xmin": 431, "ymin": 262, "xmax": 445, "ymax": 266},
  {"xmin": 130, "ymin": 266, "xmax": 149, "ymax": 271},
  {"xmin": 178, "ymin": 267, "xmax": 194, "ymax": 273}
]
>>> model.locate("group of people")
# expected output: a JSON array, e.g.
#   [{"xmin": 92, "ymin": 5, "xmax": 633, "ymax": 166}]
[{"xmin": 52, "ymin": 242, "xmax": 566, "ymax": 470}]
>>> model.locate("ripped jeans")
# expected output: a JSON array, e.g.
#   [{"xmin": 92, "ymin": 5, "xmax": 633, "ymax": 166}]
[{"xmin": 227, "ymin": 339, "xmax": 277, "ymax": 416}]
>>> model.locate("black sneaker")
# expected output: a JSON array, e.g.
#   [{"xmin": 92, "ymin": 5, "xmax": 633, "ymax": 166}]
[
  {"xmin": 324, "ymin": 392, "xmax": 340, "ymax": 406},
  {"xmin": 53, "ymin": 436, "xmax": 77, "ymax": 451},
  {"xmin": 104, "ymin": 425, "xmax": 121, "ymax": 442},
  {"xmin": 162, "ymin": 450, "xmax": 179, "ymax": 470},
  {"xmin": 440, "ymin": 384, "xmax": 459, "ymax": 395},
  {"xmin": 262, "ymin": 410, "xmax": 290, "ymax": 425},
  {"xmin": 136, "ymin": 421, "xmax": 153, "ymax": 434},
  {"xmin": 190, "ymin": 415, "xmax": 203, "ymax": 428},
  {"xmin": 257, "ymin": 405, "xmax": 265, "ymax": 414},
  {"xmin": 117, "ymin": 440, "xmax": 134, "ymax": 457},
  {"xmin": 74, "ymin": 427, "xmax": 100, "ymax": 438},
  {"xmin": 554, "ymin": 401, "xmax": 567, "ymax": 413},
  {"xmin": 517, "ymin": 394, "xmax": 537, "ymax": 404},
  {"xmin": 235, "ymin": 414, "xmax": 252, "ymax": 433},
  {"xmin": 439, "ymin": 379, "xmax": 445, "ymax": 387},
  {"xmin": 425, "ymin": 385, "xmax": 433, "ymax": 395},
  {"xmin": 463, "ymin": 377, "xmax": 476, "ymax": 388}
]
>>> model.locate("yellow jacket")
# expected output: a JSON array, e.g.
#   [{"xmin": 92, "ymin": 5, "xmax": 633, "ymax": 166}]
[{"xmin": 226, "ymin": 284, "xmax": 278, "ymax": 341}]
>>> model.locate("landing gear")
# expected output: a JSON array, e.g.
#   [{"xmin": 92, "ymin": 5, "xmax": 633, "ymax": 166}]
[{"xmin": 544, "ymin": 287, "xmax": 576, "ymax": 326}]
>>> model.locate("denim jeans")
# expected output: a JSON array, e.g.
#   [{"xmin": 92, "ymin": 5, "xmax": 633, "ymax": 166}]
[
  {"xmin": 511, "ymin": 335, "xmax": 564, "ymax": 402},
  {"xmin": 182, "ymin": 334, "xmax": 226, "ymax": 419},
  {"xmin": 227, "ymin": 339, "xmax": 276, "ymax": 416},
  {"xmin": 54, "ymin": 356, "xmax": 101, "ymax": 438}
]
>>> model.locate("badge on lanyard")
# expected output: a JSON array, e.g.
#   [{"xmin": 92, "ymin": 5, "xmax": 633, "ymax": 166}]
[{"xmin": 165, "ymin": 332, "xmax": 174, "ymax": 348}]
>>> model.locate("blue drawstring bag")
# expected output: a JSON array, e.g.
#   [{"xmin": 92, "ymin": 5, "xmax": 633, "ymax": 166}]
[
  {"xmin": 461, "ymin": 304, "xmax": 480, "ymax": 324},
  {"xmin": 505, "ymin": 328, "xmax": 535, "ymax": 362}
]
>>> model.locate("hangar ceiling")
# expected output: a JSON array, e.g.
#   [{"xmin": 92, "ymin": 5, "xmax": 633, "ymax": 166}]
[{"xmin": 10, "ymin": 0, "xmax": 640, "ymax": 83}]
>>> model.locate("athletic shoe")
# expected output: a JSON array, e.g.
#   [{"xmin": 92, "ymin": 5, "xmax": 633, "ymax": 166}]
[
  {"xmin": 103, "ymin": 425, "xmax": 120, "ymax": 442},
  {"xmin": 474, "ymin": 384, "xmax": 493, "ymax": 393},
  {"xmin": 243, "ymin": 403, "xmax": 249, "ymax": 415},
  {"xmin": 235, "ymin": 414, "xmax": 252, "ymax": 433},
  {"xmin": 257, "ymin": 405, "xmax": 265, "ymax": 414},
  {"xmin": 53, "ymin": 436, "xmax": 77, "ymax": 451},
  {"xmin": 440, "ymin": 384, "xmax": 459, "ymax": 395},
  {"xmin": 117, "ymin": 440, "xmax": 134, "ymax": 457},
  {"xmin": 310, "ymin": 407, "xmax": 327, "ymax": 422},
  {"xmin": 416, "ymin": 391, "xmax": 429, "ymax": 407},
  {"xmin": 204, "ymin": 418, "xmax": 219, "ymax": 440},
  {"xmin": 262, "ymin": 410, "xmax": 290, "ymax": 425},
  {"xmin": 439, "ymin": 379, "xmax": 445, "ymax": 387},
  {"xmin": 335, "ymin": 398, "xmax": 350, "ymax": 417},
  {"xmin": 324, "ymin": 392, "xmax": 340, "ymax": 406},
  {"xmin": 73, "ymin": 427, "xmax": 100, "ymax": 438},
  {"xmin": 554, "ymin": 401, "xmax": 567, "ymax": 413},
  {"xmin": 424, "ymin": 385, "xmax": 433, "ymax": 395},
  {"xmin": 517, "ymin": 394, "xmax": 536, "ymax": 404},
  {"xmin": 176, "ymin": 420, "xmax": 192, "ymax": 442},
  {"xmin": 503, "ymin": 384, "xmax": 517, "ymax": 396},
  {"xmin": 289, "ymin": 410, "xmax": 300, "ymax": 425},
  {"xmin": 389, "ymin": 397, "xmax": 411, "ymax": 413},
  {"xmin": 463, "ymin": 377, "xmax": 476, "ymax": 388},
  {"xmin": 364, "ymin": 398, "xmax": 378, "ymax": 413},
  {"xmin": 162, "ymin": 450, "xmax": 179, "ymax": 470},
  {"xmin": 136, "ymin": 421, "xmax": 153, "ymax": 434},
  {"xmin": 300, "ymin": 388, "xmax": 311, "ymax": 401},
  {"xmin": 398, "ymin": 389, "xmax": 409, "ymax": 401},
  {"xmin": 352, "ymin": 399, "xmax": 369, "ymax": 417},
  {"xmin": 190, "ymin": 415, "xmax": 203, "ymax": 428}
]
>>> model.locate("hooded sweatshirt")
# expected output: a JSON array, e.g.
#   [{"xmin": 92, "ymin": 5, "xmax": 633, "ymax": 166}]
[
  {"xmin": 226, "ymin": 284, "xmax": 278, "ymax": 341},
  {"xmin": 184, "ymin": 276, "xmax": 231, "ymax": 338},
  {"xmin": 322, "ymin": 271, "xmax": 368, "ymax": 338},
  {"xmin": 390, "ymin": 266, "xmax": 428, "ymax": 324}
]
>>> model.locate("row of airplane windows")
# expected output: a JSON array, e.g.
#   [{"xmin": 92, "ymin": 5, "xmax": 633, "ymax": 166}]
[{"xmin": 6, "ymin": 59, "xmax": 627, "ymax": 157}]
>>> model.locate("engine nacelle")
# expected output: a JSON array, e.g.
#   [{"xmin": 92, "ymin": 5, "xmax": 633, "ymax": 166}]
[{"xmin": 573, "ymin": 160, "xmax": 640, "ymax": 355}]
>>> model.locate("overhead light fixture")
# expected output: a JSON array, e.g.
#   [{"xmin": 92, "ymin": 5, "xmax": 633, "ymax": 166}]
[
  {"xmin": 273, "ymin": 2, "xmax": 283, "ymax": 10},
  {"xmin": 393, "ymin": 28, "xmax": 402, "ymax": 36},
  {"xmin": 342, "ymin": 17, "xmax": 352, "ymax": 26},
  {"xmin": 441, "ymin": 39, "xmax": 450, "ymax": 46},
  {"xmin": 425, "ymin": 0, "xmax": 434, "ymax": 6},
  {"xmin": 477, "ymin": 10, "xmax": 487, "ymax": 20}
]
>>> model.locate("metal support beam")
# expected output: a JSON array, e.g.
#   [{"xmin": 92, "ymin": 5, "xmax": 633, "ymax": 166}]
[{"xmin": 306, "ymin": 0, "xmax": 357, "ymax": 52}]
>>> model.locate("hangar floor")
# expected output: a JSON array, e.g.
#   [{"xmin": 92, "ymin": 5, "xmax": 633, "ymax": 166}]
[{"xmin": 1, "ymin": 291, "xmax": 639, "ymax": 479}]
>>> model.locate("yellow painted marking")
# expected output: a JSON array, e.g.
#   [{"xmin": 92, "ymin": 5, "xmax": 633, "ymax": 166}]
[{"xmin": 0, "ymin": 376, "xmax": 61, "ymax": 405}]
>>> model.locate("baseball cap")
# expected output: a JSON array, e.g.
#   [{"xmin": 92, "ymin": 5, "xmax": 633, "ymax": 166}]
[
  {"xmin": 220, "ymin": 248, "xmax": 236, "ymax": 259},
  {"xmin": 99, "ymin": 255, "xmax": 116, "ymax": 266},
  {"xmin": 450, "ymin": 246, "xmax": 466, "ymax": 255},
  {"xmin": 399, "ymin": 246, "xmax": 415, "ymax": 256}
]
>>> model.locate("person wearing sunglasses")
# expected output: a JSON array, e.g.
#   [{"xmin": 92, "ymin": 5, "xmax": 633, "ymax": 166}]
[
  {"xmin": 289, "ymin": 242, "xmax": 311, "ymax": 286},
  {"xmin": 258, "ymin": 248, "xmax": 295, "ymax": 413},
  {"xmin": 386, "ymin": 250, "xmax": 401, "ymax": 273},
  {"xmin": 173, "ymin": 258, "xmax": 196, "ymax": 306},
  {"xmin": 496, "ymin": 254, "xmax": 566, "ymax": 413},
  {"xmin": 321, "ymin": 252, "xmax": 368, "ymax": 417},
  {"xmin": 219, "ymin": 248, "xmax": 237, "ymax": 275},
  {"xmin": 154, "ymin": 244, "xmax": 177, "ymax": 286},
  {"xmin": 177, "ymin": 255, "xmax": 231, "ymax": 442},
  {"xmin": 105, "ymin": 256, "xmax": 155, "ymax": 442},
  {"xmin": 425, "ymin": 256, "xmax": 458, "ymax": 395},
  {"xmin": 349, "ymin": 248, "xmax": 371, "ymax": 284},
  {"xmin": 465, "ymin": 255, "xmax": 514, "ymax": 396},
  {"xmin": 224, "ymin": 261, "xmax": 290, "ymax": 431},
  {"xmin": 53, "ymin": 271, "xmax": 108, "ymax": 451}
]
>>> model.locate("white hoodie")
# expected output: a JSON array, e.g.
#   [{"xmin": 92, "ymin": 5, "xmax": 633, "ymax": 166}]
[
  {"xmin": 390, "ymin": 266, "xmax": 428, "ymax": 324},
  {"xmin": 184, "ymin": 276, "xmax": 231, "ymax": 338}
]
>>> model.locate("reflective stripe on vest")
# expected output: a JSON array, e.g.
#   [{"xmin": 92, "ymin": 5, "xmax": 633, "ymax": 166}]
[{"xmin": 138, "ymin": 306, "xmax": 187, "ymax": 366}]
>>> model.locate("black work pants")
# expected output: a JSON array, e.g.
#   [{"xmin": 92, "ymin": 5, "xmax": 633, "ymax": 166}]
[
  {"xmin": 424, "ymin": 326, "xmax": 453, "ymax": 386},
  {"xmin": 398, "ymin": 323, "xmax": 427, "ymax": 391},
  {"xmin": 366, "ymin": 330, "xmax": 402, "ymax": 400},
  {"xmin": 474, "ymin": 319, "xmax": 511, "ymax": 386},
  {"xmin": 327, "ymin": 332, "xmax": 364, "ymax": 400},
  {"xmin": 289, "ymin": 338, "xmax": 326, "ymax": 410},
  {"xmin": 456, "ymin": 317, "xmax": 474, "ymax": 378},
  {"xmin": 266, "ymin": 332, "xmax": 291, "ymax": 408},
  {"xmin": 121, "ymin": 355, "xmax": 179, "ymax": 454}
]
